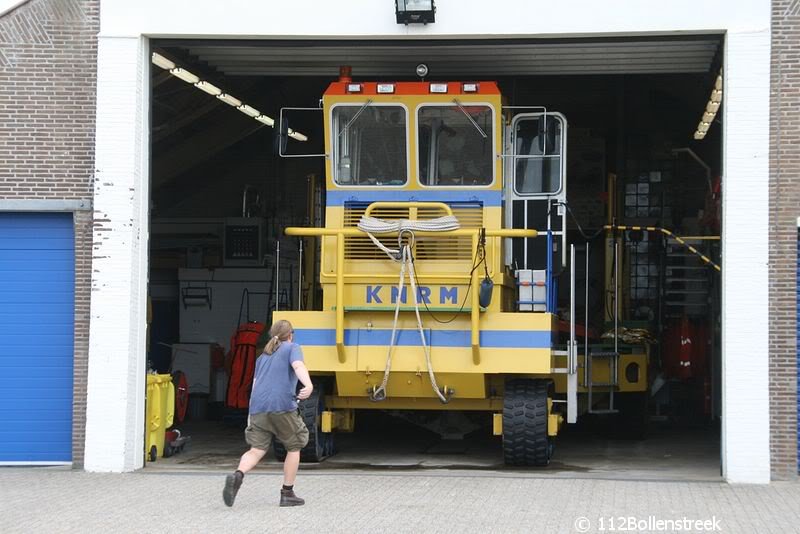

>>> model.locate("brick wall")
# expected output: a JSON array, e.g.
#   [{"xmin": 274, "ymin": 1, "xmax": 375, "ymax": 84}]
[
  {"xmin": 0, "ymin": 0, "xmax": 98, "ymax": 467},
  {"xmin": 770, "ymin": 0, "xmax": 800, "ymax": 479}
]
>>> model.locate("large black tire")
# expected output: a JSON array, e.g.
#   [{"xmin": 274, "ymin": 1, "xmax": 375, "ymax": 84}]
[
  {"xmin": 502, "ymin": 378, "xmax": 552, "ymax": 466},
  {"xmin": 273, "ymin": 385, "xmax": 334, "ymax": 463}
]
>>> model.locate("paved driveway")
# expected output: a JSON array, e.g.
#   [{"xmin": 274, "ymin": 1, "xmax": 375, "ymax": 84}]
[{"xmin": 1, "ymin": 467, "xmax": 798, "ymax": 533}]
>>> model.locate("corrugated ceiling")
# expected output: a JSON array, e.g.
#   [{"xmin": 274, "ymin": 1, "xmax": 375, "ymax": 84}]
[{"xmin": 170, "ymin": 36, "xmax": 722, "ymax": 77}]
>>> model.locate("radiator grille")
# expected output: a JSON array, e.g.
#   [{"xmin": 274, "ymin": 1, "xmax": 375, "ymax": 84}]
[{"xmin": 343, "ymin": 202, "xmax": 483, "ymax": 261}]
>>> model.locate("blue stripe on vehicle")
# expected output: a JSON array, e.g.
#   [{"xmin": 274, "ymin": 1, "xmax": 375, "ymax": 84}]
[
  {"xmin": 293, "ymin": 328, "xmax": 551, "ymax": 349},
  {"xmin": 326, "ymin": 189, "xmax": 502, "ymax": 207}
]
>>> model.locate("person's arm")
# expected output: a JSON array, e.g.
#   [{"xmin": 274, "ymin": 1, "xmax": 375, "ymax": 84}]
[{"xmin": 291, "ymin": 360, "xmax": 313, "ymax": 400}]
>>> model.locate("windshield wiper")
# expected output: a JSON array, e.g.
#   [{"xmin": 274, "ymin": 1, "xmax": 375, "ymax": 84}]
[
  {"xmin": 338, "ymin": 99, "xmax": 373, "ymax": 137},
  {"xmin": 453, "ymin": 98, "xmax": 487, "ymax": 139}
]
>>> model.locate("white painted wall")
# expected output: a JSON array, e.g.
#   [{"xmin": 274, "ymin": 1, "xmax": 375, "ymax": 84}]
[
  {"xmin": 85, "ymin": 35, "xmax": 150, "ymax": 472},
  {"xmin": 720, "ymin": 29, "xmax": 772, "ymax": 484},
  {"xmin": 91, "ymin": 0, "xmax": 773, "ymax": 482},
  {"xmin": 99, "ymin": 0, "xmax": 763, "ymax": 38},
  {"xmin": 0, "ymin": 0, "xmax": 27, "ymax": 17}
]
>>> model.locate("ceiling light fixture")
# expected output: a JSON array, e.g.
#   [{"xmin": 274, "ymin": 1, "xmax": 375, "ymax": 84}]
[
  {"xmin": 194, "ymin": 81, "xmax": 222, "ymax": 96},
  {"xmin": 693, "ymin": 70, "xmax": 722, "ymax": 141},
  {"xmin": 151, "ymin": 52, "xmax": 176, "ymax": 70},
  {"xmin": 217, "ymin": 93, "xmax": 243, "ymax": 107},
  {"xmin": 150, "ymin": 51, "xmax": 307, "ymax": 142},
  {"xmin": 238, "ymin": 104, "xmax": 261, "ymax": 118},
  {"xmin": 170, "ymin": 68, "xmax": 199, "ymax": 84},
  {"xmin": 255, "ymin": 115, "xmax": 275, "ymax": 127}
]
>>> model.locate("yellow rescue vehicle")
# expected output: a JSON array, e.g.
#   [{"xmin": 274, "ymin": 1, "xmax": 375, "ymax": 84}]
[{"xmin": 274, "ymin": 67, "xmax": 648, "ymax": 465}]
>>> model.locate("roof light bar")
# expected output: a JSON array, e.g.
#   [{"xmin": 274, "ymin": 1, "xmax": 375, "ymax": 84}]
[{"xmin": 150, "ymin": 51, "xmax": 307, "ymax": 142}]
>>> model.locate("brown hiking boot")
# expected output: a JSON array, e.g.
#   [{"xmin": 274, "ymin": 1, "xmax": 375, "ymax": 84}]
[
  {"xmin": 279, "ymin": 488, "xmax": 305, "ymax": 507},
  {"xmin": 222, "ymin": 471, "xmax": 244, "ymax": 507}
]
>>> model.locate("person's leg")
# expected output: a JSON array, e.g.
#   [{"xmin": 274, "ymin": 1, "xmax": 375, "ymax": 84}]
[
  {"xmin": 279, "ymin": 450, "xmax": 305, "ymax": 507},
  {"xmin": 238, "ymin": 447, "xmax": 267, "ymax": 474},
  {"xmin": 224, "ymin": 448, "xmax": 266, "ymax": 507},
  {"xmin": 277, "ymin": 411, "xmax": 309, "ymax": 507},
  {"xmin": 224, "ymin": 415, "xmax": 272, "ymax": 507},
  {"xmin": 282, "ymin": 450, "xmax": 300, "ymax": 486}
]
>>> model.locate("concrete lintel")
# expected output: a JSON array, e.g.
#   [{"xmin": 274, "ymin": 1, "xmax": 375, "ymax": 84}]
[{"xmin": 0, "ymin": 199, "xmax": 91, "ymax": 212}]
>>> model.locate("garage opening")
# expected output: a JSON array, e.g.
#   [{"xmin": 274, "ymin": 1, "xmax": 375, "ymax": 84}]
[{"xmin": 145, "ymin": 36, "xmax": 723, "ymax": 479}]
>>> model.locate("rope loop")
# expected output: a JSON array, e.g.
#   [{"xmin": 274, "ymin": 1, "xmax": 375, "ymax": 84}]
[{"xmin": 358, "ymin": 211, "xmax": 459, "ymax": 404}]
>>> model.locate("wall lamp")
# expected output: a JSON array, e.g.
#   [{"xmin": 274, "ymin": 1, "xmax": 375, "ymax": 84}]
[
  {"xmin": 395, "ymin": 0, "xmax": 435, "ymax": 24},
  {"xmin": 151, "ymin": 52, "xmax": 307, "ymax": 142}
]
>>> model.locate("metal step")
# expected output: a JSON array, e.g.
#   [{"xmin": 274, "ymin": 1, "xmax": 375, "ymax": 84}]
[{"xmin": 588, "ymin": 351, "xmax": 619, "ymax": 358}]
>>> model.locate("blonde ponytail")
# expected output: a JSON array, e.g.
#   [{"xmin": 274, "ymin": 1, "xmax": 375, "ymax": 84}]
[{"xmin": 264, "ymin": 319, "xmax": 293, "ymax": 354}]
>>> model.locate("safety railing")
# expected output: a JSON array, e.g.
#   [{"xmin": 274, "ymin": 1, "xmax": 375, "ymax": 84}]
[
  {"xmin": 604, "ymin": 225, "xmax": 721, "ymax": 272},
  {"xmin": 284, "ymin": 225, "xmax": 537, "ymax": 365}
]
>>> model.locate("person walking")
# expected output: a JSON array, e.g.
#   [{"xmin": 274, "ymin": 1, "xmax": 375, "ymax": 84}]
[{"xmin": 222, "ymin": 319, "xmax": 312, "ymax": 507}]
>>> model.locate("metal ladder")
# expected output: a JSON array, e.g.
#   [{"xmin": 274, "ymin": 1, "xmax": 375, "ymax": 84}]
[
  {"xmin": 546, "ymin": 241, "xmax": 621, "ymax": 422},
  {"xmin": 663, "ymin": 237, "xmax": 711, "ymax": 318},
  {"xmin": 584, "ymin": 241, "xmax": 619, "ymax": 414}
]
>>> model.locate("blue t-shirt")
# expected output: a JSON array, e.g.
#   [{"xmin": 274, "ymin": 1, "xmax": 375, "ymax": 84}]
[{"xmin": 249, "ymin": 341, "xmax": 304, "ymax": 414}]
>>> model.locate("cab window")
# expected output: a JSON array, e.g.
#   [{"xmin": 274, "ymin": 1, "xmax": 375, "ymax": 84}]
[
  {"xmin": 513, "ymin": 115, "xmax": 563, "ymax": 195},
  {"xmin": 332, "ymin": 104, "xmax": 407, "ymax": 186},
  {"xmin": 418, "ymin": 104, "xmax": 494, "ymax": 186}
]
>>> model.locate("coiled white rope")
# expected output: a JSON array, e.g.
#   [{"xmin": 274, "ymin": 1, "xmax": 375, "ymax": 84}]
[
  {"xmin": 357, "ymin": 215, "xmax": 460, "ymax": 404},
  {"xmin": 357, "ymin": 215, "xmax": 460, "ymax": 259}
]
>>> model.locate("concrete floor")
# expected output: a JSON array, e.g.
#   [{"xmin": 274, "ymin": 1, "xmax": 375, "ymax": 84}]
[{"xmin": 151, "ymin": 411, "xmax": 721, "ymax": 482}]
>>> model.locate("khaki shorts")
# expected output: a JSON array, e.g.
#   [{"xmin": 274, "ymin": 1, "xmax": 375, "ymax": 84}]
[{"xmin": 245, "ymin": 410, "xmax": 310, "ymax": 452}]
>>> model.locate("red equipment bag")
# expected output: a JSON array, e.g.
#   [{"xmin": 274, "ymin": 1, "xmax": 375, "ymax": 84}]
[
  {"xmin": 225, "ymin": 321, "xmax": 266, "ymax": 409},
  {"xmin": 172, "ymin": 370, "xmax": 189, "ymax": 424}
]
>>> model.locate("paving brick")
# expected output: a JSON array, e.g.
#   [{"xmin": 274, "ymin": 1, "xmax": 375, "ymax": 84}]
[{"xmin": 0, "ymin": 469, "xmax": 799, "ymax": 534}]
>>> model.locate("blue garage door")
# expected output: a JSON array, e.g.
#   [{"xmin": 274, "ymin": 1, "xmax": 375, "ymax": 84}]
[{"xmin": 0, "ymin": 213, "xmax": 74, "ymax": 463}]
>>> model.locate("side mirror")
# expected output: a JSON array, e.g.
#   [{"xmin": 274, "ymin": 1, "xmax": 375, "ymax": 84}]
[
  {"xmin": 274, "ymin": 118, "xmax": 289, "ymax": 155},
  {"xmin": 537, "ymin": 115, "xmax": 558, "ymax": 154},
  {"xmin": 274, "ymin": 106, "xmax": 326, "ymax": 159}
]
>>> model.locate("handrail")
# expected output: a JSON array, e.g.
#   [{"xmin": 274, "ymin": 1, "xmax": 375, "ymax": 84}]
[
  {"xmin": 285, "ymin": 227, "xmax": 537, "ymax": 238},
  {"xmin": 364, "ymin": 201, "xmax": 454, "ymax": 217},
  {"xmin": 285, "ymin": 226, "xmax": 537, "ymax": 364},
  {"xmin": 604, "ymin": 225, "xmax": 720, "ymax": 272}
]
